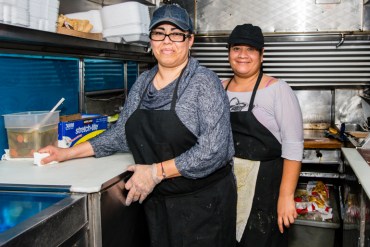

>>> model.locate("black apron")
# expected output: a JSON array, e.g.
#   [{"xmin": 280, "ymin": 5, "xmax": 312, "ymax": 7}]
[
  {"xmin": 125, "ymin": 66, "xmax": 237, "ymax": 247},
  {"xmin": 226, "ymin": 72, "xmax": 288, "ymax": 247}
]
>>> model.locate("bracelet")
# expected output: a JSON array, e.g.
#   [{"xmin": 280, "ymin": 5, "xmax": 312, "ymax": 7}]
[
  {"xmin": 151, "ymin": 163, "xmax": 162, "ymax": 184},
  {"xmin": 160, "ymin": 162, "xmax": 167, "ymax": 179}
]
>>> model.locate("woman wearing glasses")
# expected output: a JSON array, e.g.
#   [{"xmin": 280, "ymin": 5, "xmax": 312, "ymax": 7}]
[{"xmin": 39, "ymin": 4, "xmax": 236, "ymax": 247}]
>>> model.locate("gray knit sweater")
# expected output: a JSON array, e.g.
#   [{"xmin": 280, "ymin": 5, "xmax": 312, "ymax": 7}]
[{"xmin": 89, "ymin": 57, "xmax": 234, "ymax": 179}]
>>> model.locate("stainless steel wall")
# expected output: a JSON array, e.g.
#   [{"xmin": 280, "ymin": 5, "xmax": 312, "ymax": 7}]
[{"xmin": 174, "ymin": 0, "xmax": 367, "ymax": 33}]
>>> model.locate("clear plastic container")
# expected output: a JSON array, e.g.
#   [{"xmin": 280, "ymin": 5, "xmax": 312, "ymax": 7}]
[{"xmin": 3, "ymin": 111, "xmax": 59, "ymax": 158}]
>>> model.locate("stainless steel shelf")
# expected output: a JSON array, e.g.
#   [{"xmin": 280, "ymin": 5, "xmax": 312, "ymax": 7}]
[
  {"xmin": 300, "ymin": 171, "xmax": 340, "ymax": 178},
  {"xmin": 0, "ymin": 23, "xmax": 154, "ymax": 62}
]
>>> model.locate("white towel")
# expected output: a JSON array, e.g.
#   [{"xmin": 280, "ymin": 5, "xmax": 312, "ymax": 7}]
[{"xmin": 234, "ymin": 157, "xmax": 260, "ymax": 242}]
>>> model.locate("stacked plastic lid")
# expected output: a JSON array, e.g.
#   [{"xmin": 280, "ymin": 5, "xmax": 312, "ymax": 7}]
[
  {"xmin": 29, "ymin": 0, "xmax": 59, "ymax": 32},
  {"xmin": 101, "ymin": 2, "xmax": 150, "ymax": 44},
  {"xmin": 0, "ymin": 0, "xmax": 59, "ymax": 32},
  {"xmin": 0, "ymin": 0, "xmax": 29, "ymax": 27}
]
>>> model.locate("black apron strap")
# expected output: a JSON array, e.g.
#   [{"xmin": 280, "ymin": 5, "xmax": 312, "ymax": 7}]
[
  {"xmin": 225, "ymin": 77, "xmax": 233, "ymax": 90},
  {"xmin": 171, "ymin": 62, "xmax": 188, "ymax": 110},
  {"xmin": 247, "ymin": 70, "xmax": 263, "ymax": 112}
]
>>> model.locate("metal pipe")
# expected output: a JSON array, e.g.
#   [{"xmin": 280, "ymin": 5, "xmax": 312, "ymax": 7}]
[
  {"xmin": 336, "ymin": 33, "xmax": 345, "ymax": 48},
  {"xmin": 85, "ymin": 89, "xmax": 126, "ymax": 96},
  {"xmin": 79, "ymin": 59, "xmax": 85, "ymax": 113},
  {"xmin": 124, "ymin": 62, "xmax": 128, "ymax": 100}
]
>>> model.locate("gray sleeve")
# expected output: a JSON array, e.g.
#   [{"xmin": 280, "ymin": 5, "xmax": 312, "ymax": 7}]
[
  {"xmin": 175, "ymin": 69, "xmax": 234, "ymax": 178},
  {"xmin": 89, "ymin": 72, "xmax": 147, "ymax": 157}
]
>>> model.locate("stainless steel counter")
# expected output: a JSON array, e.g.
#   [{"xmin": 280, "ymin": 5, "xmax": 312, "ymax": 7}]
[
  {"xmin": 342, "ymin": 148, "xmax": 370, "ymax": 198},
  {"xmin": 341, "ymin": 147, "xmax": 370, "ymax": 247}
]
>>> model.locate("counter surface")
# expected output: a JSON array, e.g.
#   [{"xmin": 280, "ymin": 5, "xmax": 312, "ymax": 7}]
[
  {"xmin": 341, "ymin": 148, "xmax": 370, "ymax": 198},
  {"xmin": 0, "ymin": 153, "xmax": 134, "ymax": 193},
  {"xmin": 304, "ymin": 138, "xmax": 342, "ymax": 149}
]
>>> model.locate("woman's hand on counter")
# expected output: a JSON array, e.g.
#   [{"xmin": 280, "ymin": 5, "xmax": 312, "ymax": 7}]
[
  {"xmin": 38, "ymin": 145, "xmax": 70, "ymax": 164},
  {"xmin": 125, "ymin": 164, "xmax": 163, "ymax": 206},
  {"xmin": 38, "ymin": 141, "xmax": 95, "ymax": 165}
]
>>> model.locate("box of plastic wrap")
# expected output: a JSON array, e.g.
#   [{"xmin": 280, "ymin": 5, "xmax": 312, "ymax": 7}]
[{"xmin": 58, "ymin": 114, "xmax": 108, "ymax": 148}]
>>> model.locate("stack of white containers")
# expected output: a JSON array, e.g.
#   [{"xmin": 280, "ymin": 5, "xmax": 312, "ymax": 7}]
[
  {"xmin": 0, "ymin": 0, "xmax": 29, "ymax": 27},
  {"xmin": 101, "ymin": 2, "xmax": 150, "ymax": 44},
  {"xmin": 29, "ymin": 0, "xmax": 59, "ymax": 32},
  {"xmin": 0, "ymin": 0, "xmax": 59, "ymax": 32}
]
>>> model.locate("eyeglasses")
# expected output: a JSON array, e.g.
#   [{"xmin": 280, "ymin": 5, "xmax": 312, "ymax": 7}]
[{"xmin": 149, "ymin": 31, "xmax": 192, "ymax": 42}]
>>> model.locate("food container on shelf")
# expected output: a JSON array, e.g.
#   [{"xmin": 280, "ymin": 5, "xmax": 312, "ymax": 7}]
[{"xmin": 3, "ymin": 111, "xmax": 59, "ymax": 158}]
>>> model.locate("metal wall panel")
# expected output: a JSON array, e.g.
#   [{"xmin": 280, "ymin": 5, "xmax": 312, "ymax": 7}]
[
  {"xmin": 192, "ymin": 34, "xmax": 370, "ymax": 87},
  {"xmin": 174, "ymin": 0, "xmax": 364, "ymax": 33},
  {"xmin": 0, "ymin": 55, "xmax": 79, "ymax": 154},
  {"xmin": 364, "ymin": 1, "xmax": 370, "ymax": 31},
  {"xmin": 84, "ymin": 60, "xmax": 125, "ymax": 92}
]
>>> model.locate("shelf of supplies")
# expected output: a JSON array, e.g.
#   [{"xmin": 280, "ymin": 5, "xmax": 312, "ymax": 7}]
[{"xmin": 0, "ymin": 23, "xmax": 154, "ymax": 62}]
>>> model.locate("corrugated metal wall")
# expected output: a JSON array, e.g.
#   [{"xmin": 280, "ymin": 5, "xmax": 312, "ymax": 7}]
[{"xmin": 192, "ymin": 34, "xmax": 370, "ymax": 87}]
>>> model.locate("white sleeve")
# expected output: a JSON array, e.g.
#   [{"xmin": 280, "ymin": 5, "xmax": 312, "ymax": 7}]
[{"xmin": 275, "ymin": 81, "xmax": 304, "ymax": 161}]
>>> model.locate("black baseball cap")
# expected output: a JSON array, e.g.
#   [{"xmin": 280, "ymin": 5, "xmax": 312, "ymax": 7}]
[{"xmin": 227, "ymin": 24, "xmax": 264, "ymax": 49}]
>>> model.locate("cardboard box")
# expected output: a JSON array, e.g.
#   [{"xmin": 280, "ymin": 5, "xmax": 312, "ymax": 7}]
[
  {"xmin": 58, "ymin": 113, "xmax": 108, "ymax": 148},
  {"xmin": 57, "ymin": 27, "xmax": 103, "ymax": 41}
]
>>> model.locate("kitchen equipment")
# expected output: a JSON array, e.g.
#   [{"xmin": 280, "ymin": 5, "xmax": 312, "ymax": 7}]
[
  {"xmin": 342, "ymin": 123, "xmax": 369, "ymax": 148},
  {"xmin": 289, "ymin": 184, "xmax": 340, "ymax": 247},
  {"xmin": 0, "ymin": 191, "xmax": 87, "ymax": 246},
  {"xmin": 302, "ymin": 128, "xmax": 343, "ymax": 178},
  {"xmin": 360, "ymin": 96, "xmax": 370, "ymax": 120},
  {"xmin": 0, "ymin": 191, "xmax": 67, "ymax": 233}
]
